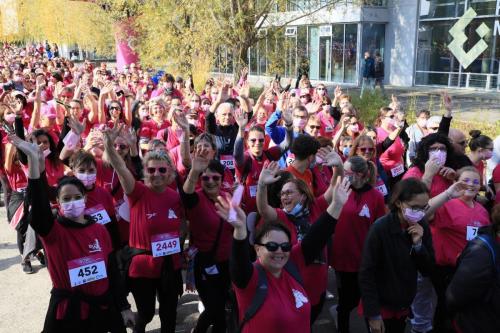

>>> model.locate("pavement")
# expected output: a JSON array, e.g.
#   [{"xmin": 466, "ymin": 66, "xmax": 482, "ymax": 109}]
[{"xmin": 0, "ymin": 204, "xmax": 377, "ymax": 333}]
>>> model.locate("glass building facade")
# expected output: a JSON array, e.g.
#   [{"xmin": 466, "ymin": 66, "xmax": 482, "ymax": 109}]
[{"xmin": 416, "ymin": 0, "xmax": 500, "ymax": 90}]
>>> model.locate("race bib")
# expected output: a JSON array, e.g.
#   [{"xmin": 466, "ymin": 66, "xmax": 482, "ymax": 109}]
[
  {"xmin": 390, "ymin": 163, "xmax": 405, "ymax": 177},
  {"xmin": 249, "ymin": 185, "xmax": 258, "ymax": 198},
  {"xmin": 466, "ymin": 226, "xmax": 479, "ymax": 241},
  {"xmin": 220, "ymin": 155, "xmax": 235, "ymax": 169},
  {"xmin": 85, "ymin": 204, "xmax": 112, "ymax": 225},
  {"xmin": 325, "ymin": 126, "xmax": 333, "ymax": 133},
  {"xmin": 286, "ymin": 153, "xmax": 296, "ymax": 166},
  {"xmin": 375, "ymin": 178, "xmax": 388, "ymax": 196},
  {"xmin": 68, "ymin": 254, "xmax": 107, "ymax": 287},
  {"xmin": 151, "ymin": 233, "xmax": 181, "ymax": 257}
]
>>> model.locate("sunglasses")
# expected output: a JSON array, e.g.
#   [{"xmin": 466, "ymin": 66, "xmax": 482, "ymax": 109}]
[
  {"xmin": 201, "ymin": 175, "xmax": 221, "ymax": 182},
  {"xmin": 357, "ymin": 147, "xmax": 375, "ymax": 153},
  {"xmin": 309, "ymin": 125, "xmax": 321, "ymax": 130},
  {"xmin": 256, "ymin": 241, "xmax": 292, "ymax": 252},
  {"xmin": 114, "ymin": 144, "xmax": 128, "ymax": 150},
  {"xmin": 146, "ymin": 167, "xmax": 168, "ymax": 174},
  {"xmin": 109, "ymin": 106, "xmax": 121, "ymax": 111},
  {"xmin": 249, "ymin": 138, "xmax": 265, "ymax": 143},
  {"xmin": 300, "ymin": 95, "xmax": 308, "ymax": 98}
]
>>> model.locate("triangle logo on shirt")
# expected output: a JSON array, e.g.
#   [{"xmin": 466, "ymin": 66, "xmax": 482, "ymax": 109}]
[
  {"xmin": 359, "ymin": 204, "xmax": 371, "ymax": 218},
  {"xmin": 292, "ymin": 289, "xmax": 308, "ymax": 309},
  {"xmin": 168, "ymin": 209, "xmax": 177, "ymax": 219}
]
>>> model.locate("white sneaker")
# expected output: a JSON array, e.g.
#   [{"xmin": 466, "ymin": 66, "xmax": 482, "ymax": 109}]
[{"xmin": 197, "ymin": 301, "xmax": 205, "ymax": 314}]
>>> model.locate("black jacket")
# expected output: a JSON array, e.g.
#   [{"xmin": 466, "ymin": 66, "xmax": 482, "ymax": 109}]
[
  {"xmin": 359, "ymin": 212, "xmax": 435, "ymax": 317},
  {"xmin": 446, "ymin": 226, "xmax": 500, "ymax": 333}
]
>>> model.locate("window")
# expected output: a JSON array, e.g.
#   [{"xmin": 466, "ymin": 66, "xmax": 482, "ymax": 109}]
[{"xmin": 420, "ymin": 0, "xmax": 465, "ymax": 19}]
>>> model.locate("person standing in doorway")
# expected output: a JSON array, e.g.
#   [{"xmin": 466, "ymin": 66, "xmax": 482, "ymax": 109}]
[
  {"xmin": 374, "ymin": 52, "xmax": 385, "ymax": 97},
  {"xmin": 360, "ymin": 51, "xmax": 375, "ymax": 98}
]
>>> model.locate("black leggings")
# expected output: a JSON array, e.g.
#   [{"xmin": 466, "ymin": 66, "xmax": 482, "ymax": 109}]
[
  {"xmin": 365, "ymin": 317, "xmax": 407, "ymax": 333},
  {"xmin": 193, "ymin": 256, "xmax": 230, "ymax": 333},
  {"xmin": 310, "ymin": 292, "xmax": 326, "ymax": 326},
  {"xmin": 336, "ymin": 271, "xmax": 361, "ymax": 333},
  {"xmin": 129, "ymin": 271, "xmax": 182, "ymax": 333}
]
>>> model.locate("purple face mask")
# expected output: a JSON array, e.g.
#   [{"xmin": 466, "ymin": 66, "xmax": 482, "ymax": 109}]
[
  {"xmin": 429, "ymin": 150, "xmax": 447, "ymax": 166},
  {"xmin": 402, "ymin": 207, "xmax": 425, "ymax": 224}
]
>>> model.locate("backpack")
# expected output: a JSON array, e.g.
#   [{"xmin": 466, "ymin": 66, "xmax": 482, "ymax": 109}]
[{"xmin": 230, "ymin": 261, "xmax": 304, "ymax": 333}]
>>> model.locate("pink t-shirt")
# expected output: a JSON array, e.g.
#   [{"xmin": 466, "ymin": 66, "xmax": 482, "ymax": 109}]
[
  {"xmin": 492, "ymin": 164, "xmax": 500, "ymax": 204},
  {"xmin": 403, "ymin": 166, "xmax": 452, "ymax": 198},
  {"xmin": 376, "ymin": 127, "xmax": 405, "ymax": 177},
  {"xmin": 432, "ymin": 198, "xmax": 490, "ymax": 266}
]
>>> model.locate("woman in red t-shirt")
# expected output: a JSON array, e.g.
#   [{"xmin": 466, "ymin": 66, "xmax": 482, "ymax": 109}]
[
  {"xmin": 430, "ymin": 166, "xmax": 490, "ymax": 331},
  {"xmin": 70, "ymin": 151, "xmax": 122, "ymax": 249},
  {"xmin": 331, "ymin": 156, "xmax": 386, "ymax": 333},
  {"xmin": 182, "ymin": 156, "xmax": 234, "ymax": 333},
  {"xmin": 403, "ymin": 133, "xmax": 456, "ymax": 198},
  {"xmin": 10, "ymin": 134, "xmax": 134, "ymax": 332},
  {"xmin": 219, "ymin": 177, "xmax": 350, "ymax": 333},
  {"xmin": 103, "ymin": 123, "xmax": 184, "ymax": 333},
  {"xmin": 467, "ymin": 130, "xmax": 493, "ymax": 188}
]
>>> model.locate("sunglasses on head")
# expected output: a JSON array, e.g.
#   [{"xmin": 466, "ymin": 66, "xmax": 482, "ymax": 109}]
[
  {"xmin": 249, "ymin": 138, "xmax": 265, "ymax": 143},
  {"xmin": 201, "ymin": 175, "xmax": 221, "ymax": 182},
  {"xmin": 146, "ymin": 167, "xmax": 168, "ymax": 174},
  {"xmin": 114, "ymin": 144, "xmax": 128, "ymax": 150},
  {"xmin": 256, "ymin": 241, "xmax": 292, "ymax": 252}
]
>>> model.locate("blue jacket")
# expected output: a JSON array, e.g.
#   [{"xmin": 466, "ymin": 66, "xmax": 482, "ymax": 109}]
[
  {"xmin": 362, "ymin": 57, "xmax": 375, "ymax": 78},
  {"xmin": 265, "ymin": 109, "xmax": 302, "ymax": 168}
]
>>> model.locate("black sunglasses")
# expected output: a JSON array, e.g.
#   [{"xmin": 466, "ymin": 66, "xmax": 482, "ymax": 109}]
[
  {"xmin": 249, "ymin": 138, "xmax": 265, "ymax": 143},
  {"xmin": 256, "ymin": 241, "xmax": 292, "ymax": 252},
  {"xmin": 201, "ymin": 175, "xmax": 221, "ymax": 182},
  {"xmin": 109, "ymin": 106, "xmax": 121, "ymax": 111},
  {"xmin": 146, "ymin": 167, "xmax": 168, "ymax": 174}
]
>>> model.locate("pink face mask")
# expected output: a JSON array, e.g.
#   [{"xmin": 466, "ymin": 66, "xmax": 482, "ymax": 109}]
[
  {"xmin": 190, "ymin": 101, "xmax": 200, "ymax": 109},
  {"xmin": 293, "ymin": 118, "xmax": 307, "ymax": 128},
  {"xmin": 201, "ymin": 104, "xmax": 210, "ymax": 112},
  {"xmin": 402, "ymin": 208, "xmax": 425, "ymax": 224},
  {"xmin": 3, "ymin": 113, "xmax": 15, "ymax": 123},
  {"xmin": 482, "ymin": 150, "xmax": 493, "ymax": 160},
  {"xmin": 60, "ymin": 199, "xmax": 86, "ymax": 219},
  {"xmin": 349, "ymin": 124, "xmax": 360, "ymax": 133},
  {"xmin": 429, "ymin": 150, "xmax": 447, "ymax": 166}
]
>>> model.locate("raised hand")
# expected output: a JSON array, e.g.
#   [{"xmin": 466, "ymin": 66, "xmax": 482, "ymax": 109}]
[
  {"xmin": 172, "ymin": 110, "xmax": 189, "ymax": 131},
  {"xmin": 258, "ymin": 161, "xmax": 281, "ymax": 185},
  {"xmin": 239, "ymin": 81, "xmax": 250, "ymax": 99},
  {"xmin": 215, "ymin": 193, "xmax": 246, "ymax": 231},
  {"xmin": 7, "ymin": 133, "xmax": 40, "ymax": 159},
  {"xmin": 191, "ymin": 155, "xmax": 209, "ymax": 175},
  {"xmin": 122, "ymin": 128, "xmax": 138, "ymax": 148},
  {"xmin": 234, "ymin": 107, "xmax": 248, "ymax": 129},
  {"xmin": 442, "ymin": 91, "xmax": 452, "ymax": 112},
  {"xmin": 424, "ymin": 157, "xmax": 442, "ymax": 177},
  {"xmin": 333, "ymin": 176, "xmax": 351, "ymax": 207},
  {"xmin": 68, "ymin": 114, "xmax": 86, "ymax": 136},
  {"xmin": 334, "ymin": 85, "xmax": 342, "ymax": 99},
  {"xmin": 103, "ymin": 122, "xmax": 124, "ymax": 150},
  {"xmin": 317, "ymin": 147, "xmax": 343, "ymax": 167}
]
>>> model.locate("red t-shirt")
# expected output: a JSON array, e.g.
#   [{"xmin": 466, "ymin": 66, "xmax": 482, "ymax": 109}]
[
  {"xmin": 235, "ymin": 147, "xmax": 281, "ymax": 214},
  {"xmin": 492, "ymin": 164, "xmax": 500, "ymax": 204},
  {"xmin": 285, "ymin": 165, "xmax": 313, "ymax": 193},
  {"xmin": 139, "ymin": 119, "xmax": 171, "ymax": 142},
  {"xmin": 403, "ymin": 166, "xmax": 452, "ymax": 198},
  {"xmin": 311, "ymin": 165, "xmax": 333, "ymax": 198},
  {"xmin": 45, "ymin": 159, "xmax": 65, "ymax": 188},
  {"xmin": 85, "ymin": 186, "xmax": 117, "ymax": 220},
  {"xmin": 331, "ymin": 187, "xmax": 386, "ymax": 272},
  {"xmin": 473, "ymin": 160, "xmax": 485, "ymax": 186},
  {"xmin": 185, "ymin": 190, "xmax": 234, "ymax": 262},
  {"xmin": 41, "ymin": 221, "xmax": 113, "ymax": 320},
  {"xmin": 376, "ymin": 127, "xmax": 405, "ymax": 178},
  {"xmin": 431, "ymin": 198, "xmax": 490, "ymax": 266},
  {"xmin": 235, "ymin": 245, "xmax": 311, "ymax": 333},
  {"xmin": 5, "ymin": 162, "xmax": 28, "ymax": 192},
  {"xmin": 127, "ymin": 181, "xmax": 183, "ymax": 278},
  {"xmin": 274, "ymin": 196, "xmax": 329, "ymax": 305}
]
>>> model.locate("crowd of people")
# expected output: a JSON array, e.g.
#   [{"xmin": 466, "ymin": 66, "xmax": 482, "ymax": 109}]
[{"xmin": 0, "ymin": 43, "xmax": 499, "ymax": 333}]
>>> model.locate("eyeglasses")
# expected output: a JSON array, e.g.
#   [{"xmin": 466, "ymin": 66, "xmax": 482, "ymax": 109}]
[
  {"xmin": 249, "ymin": 138, "xmax": 265, "ymax": 143},
  {"xmin": 109, "ymin": 106, "xmax": 121, "ymax": 111},
  {"xmin": 357, "ymin": 147, "xmax": 375, "ymax": 153},
  {"xmin": 280, "ymin": 190, "xmax": 298, "ymax": 197},
  {"xmin": 146, "ymin": 167, "xmax": 168, "ymax": 174},
  {"xmin": 114, "ymin": 144, "xmax": 128, "ymax": 150},
  {"xmin": 309, "ymin": 125, "xmax": 321, "ymax": 130},
  {"xmin": 429, "ymin": 146, "xmax": 446, "ymax": 152},
  {"xmin": 201, "ymin": 175, "xmax": 221, "ymax": 182},
  {"xmin": 255, "ymin": 241, "xmax": 292, "ymax": 252}
]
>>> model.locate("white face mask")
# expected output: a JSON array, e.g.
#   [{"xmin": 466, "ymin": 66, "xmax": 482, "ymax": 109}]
[
  {"xmin": 293, "ymin": 118, "xmax": 307, "ymax": 129},
  {"xmin": 43, "ymin": 148, "xmax": 51, "ymax": 158},
  {"xmin": 190, "ymin": 101, "xmax": 200, "ymax": 109},
  {"xmin": 417, "ymin": 118, "xmax": 427, "ymax": 128},
  {"xmin": 3, "ymin": 113, "xmax": 16, "ymax": 124},
  {"xmin": 60, "ymin": 199, "xmax": 86, "ymax": 219},
  {"xmin": 75, "ymin": 172, "xmax": 97, "ymax": 188}
]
